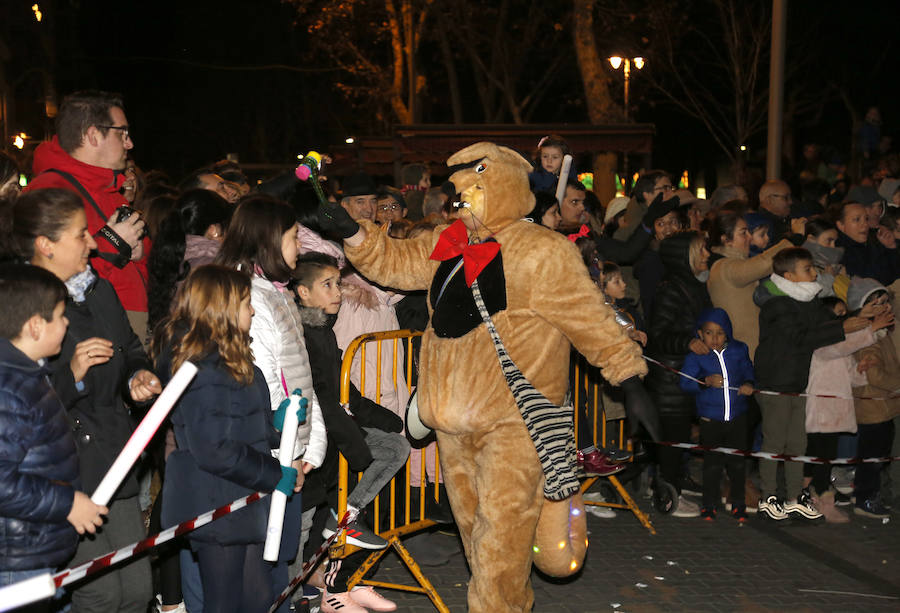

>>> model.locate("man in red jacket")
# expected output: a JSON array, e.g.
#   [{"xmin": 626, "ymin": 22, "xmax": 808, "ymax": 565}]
[{"xmin": 25, "ymin": 91, "xmax": 150, "ymax": 340}]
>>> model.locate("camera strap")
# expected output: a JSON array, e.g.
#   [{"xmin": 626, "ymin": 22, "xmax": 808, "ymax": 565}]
[{"xmin": 43, "ymin": 169, "xmax": 131, "ymax": 268}]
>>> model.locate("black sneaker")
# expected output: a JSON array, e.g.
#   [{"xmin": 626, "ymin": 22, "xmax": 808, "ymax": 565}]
[
  {"xmin": 322, "ymin": 512, "xmax": 388, "ymax": 550},
  {"xmin": 758, "ymin": 495, "xmax": 788, "ymax": 521},
  {"xmin": 784, "ymin": 489, "xmax": 823, "ymax": 521},
  {"xmin": 700, "ymin": 507, "xmax": 716, "ymax": 521},
  {"xmin": 854, "ymin": 497, "xmax": 890, "ymax": 519},
  {"xmin": 731, "ymin": 505, "xmax": 748, "ymax": 522}
]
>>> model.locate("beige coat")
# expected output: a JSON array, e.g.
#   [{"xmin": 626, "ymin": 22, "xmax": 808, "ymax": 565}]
[
  {"xmin": 853, "ymin": 335, "xmax": 900, "ymax": 425},
  {"xmin": 707, "ymin": 240, "xmax": 792, "ymax": 357}
]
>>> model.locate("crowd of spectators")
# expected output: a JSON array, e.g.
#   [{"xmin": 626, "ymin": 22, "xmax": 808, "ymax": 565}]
[{"xmin": 0, "ymin": 93, "xmax": 898, "ymax": 613}]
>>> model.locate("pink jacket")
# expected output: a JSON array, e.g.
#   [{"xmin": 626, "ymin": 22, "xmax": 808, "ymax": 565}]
[{"xmin": 805, "ymin": 327, "xmax": 875, "ymax": 433}]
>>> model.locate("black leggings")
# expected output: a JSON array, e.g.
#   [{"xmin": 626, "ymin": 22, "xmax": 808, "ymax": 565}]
[
  {"xmin": 196, "ymin": 543, "xmax": 272, "ymax": 613},
  {"xmin": 805, "ymin": 432, "xmax": 839, "ymax": 495}
]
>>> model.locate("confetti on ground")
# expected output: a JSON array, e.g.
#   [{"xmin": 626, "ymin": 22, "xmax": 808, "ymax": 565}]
[
  {"xmin": 642, "ymin": 555, "xmax": 653, "ymax": 560},
  {"xmin": 610, "ymin": 604, "xmax": 621, "ymax": 609},
  {"xmin": 654, "ymin": 576, "xmax": 665, "ymax": 581},
  {"xmin": 666, "ymin": 561, "xmax": 677, "ymax": 566},
  {"xmin": 635, "ymin": 583, "xmax": 648, "ymax": 588}
]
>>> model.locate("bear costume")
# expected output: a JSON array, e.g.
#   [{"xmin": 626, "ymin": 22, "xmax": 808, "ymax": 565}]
[{"xmin": 336, "ymin": 142, "xmax": 648, "ymax": 612}]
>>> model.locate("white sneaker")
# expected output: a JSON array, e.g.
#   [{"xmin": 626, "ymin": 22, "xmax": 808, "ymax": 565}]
[
  {"xmin": 586, "ymin": 505, "xmax": 616, "ymax": 518},
  {"xmin": 758, "ymin": 495, "xmax": 789, "ymax": 521},
  {"xmin": 671, "ymin": 495, "xmax": 700, "ymax": 518},
  {"xmin": 784, "ymin": 490, "xmax": 824, "ymax": 521}
]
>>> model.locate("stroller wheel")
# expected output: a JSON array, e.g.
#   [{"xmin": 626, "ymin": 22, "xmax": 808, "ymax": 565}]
[{"xmin": 653, "ymin": 479, "xmax": 678, "ymax": 514}]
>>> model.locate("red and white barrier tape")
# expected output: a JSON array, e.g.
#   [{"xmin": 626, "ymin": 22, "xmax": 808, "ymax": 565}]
[
  {"xmin": 267, "ymin": 510, "xmax": 354, "ymax": 613},
  {"xmin": 53, "ymin": 491, "xmax": 267, "ymax": 588},
  {"xmin": 643, "ymin": 355, "xmax": 900, "ymax": 401},
  {"xmin": 654, "ymin": 440, "xmax": 900, "ymax": 464}
]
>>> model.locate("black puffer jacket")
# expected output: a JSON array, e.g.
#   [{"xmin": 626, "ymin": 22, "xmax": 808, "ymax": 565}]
[
  {"xmin": 0, "ymin": 339, "xmax": 80, "ymax": 570},
  {"xmin": 646, "ymin": 232, "xmax": 712, "ymax": 417},
  {"xmin": 46, "ymin": 273, "xmax": 151, "ymax": 499},
  {"xmin": 158, "ymin": 346, "xmax": 283, "ymax": 547},
  {"xmin": 753, "ymin": 279, "xmax": 845, "ymax": 392}
]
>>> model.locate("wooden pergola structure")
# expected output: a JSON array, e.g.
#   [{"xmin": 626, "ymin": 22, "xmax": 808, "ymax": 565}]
[{"xmin": 329, "ymin": 123, "xmax": 655, "ymax": 188}]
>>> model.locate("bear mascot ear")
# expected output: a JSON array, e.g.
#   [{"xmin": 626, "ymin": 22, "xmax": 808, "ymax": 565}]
[{"xmin": 447, "ymin": 142, "xmax": 533, "ymax": 174}]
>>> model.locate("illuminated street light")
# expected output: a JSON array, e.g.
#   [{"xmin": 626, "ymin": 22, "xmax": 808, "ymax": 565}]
[
  {"xmin": 13, "ymin": 133, "xmax": 27, "ymax": 149},
  {"xmin": 32, "ymin": 4, "xmax": 42, "ymax": 22},
  {"xmin": 608, "ymin": 56, "xmax": 645, "ymax": 121},
  {"xmin": 345, "ymin": 137, "xmax": 355, "ymax": 144}
]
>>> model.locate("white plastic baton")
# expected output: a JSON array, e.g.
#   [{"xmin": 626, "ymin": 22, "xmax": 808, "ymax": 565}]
[
  {"xmin": 263, "ymin": 393, "xmax": 301, "ymax": 562},
  {"xmin": 555, "ymin": 154, "xmax": 574, "ymax": 204},
  {"xmin": 91, "ymin": 361, "xmax": 198, "ymax": 506}
]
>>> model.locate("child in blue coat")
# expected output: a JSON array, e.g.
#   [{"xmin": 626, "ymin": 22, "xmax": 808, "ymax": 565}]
[{"xmin": 679, "ymin": 308, "xmax": 755, "ymax": 520}]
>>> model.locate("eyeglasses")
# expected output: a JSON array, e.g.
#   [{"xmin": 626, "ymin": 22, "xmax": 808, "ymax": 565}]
[
  {"xmin": 377, "ymin": 203, "xmax": 402, "ymax": 211},
  {"xmin": 98, "ymin": 125, "xmax": 130, "ymax": 140},
  {"xmin": 654, "ymin": 184, "xmax": 675, "ymax": 192},
  {"xmin": 770, "ymin": 193, "xmax": 792, "ymax": 200}
]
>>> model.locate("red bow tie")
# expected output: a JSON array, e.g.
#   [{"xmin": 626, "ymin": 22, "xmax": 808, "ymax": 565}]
[
  {"xmin": 430, "ymin": 219, "xmax": 501, "ymax": 287},
  {"xmin": 567, "ymin": 224, "xmax": 590, "ymax": 242}
]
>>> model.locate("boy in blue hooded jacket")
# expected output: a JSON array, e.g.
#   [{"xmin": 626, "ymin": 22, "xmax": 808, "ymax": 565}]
[{"xmin": 679, "ymin": 308, "xmax": 755, "ymax": 520}]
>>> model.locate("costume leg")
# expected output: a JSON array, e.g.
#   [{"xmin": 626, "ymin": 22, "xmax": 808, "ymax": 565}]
[{"xmin": 438, "ymin": 419, "xmax": 545, "ymax": 613}]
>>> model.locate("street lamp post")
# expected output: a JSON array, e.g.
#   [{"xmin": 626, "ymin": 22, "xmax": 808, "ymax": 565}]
[{"xmin": 608, "ymin": 56, "xmax": 644, "ymax": 121}]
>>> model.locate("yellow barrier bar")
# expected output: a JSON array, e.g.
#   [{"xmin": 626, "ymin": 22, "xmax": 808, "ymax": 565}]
[
  {"xmin": 572, "ymin": 355, "xmax": 655, "ymax": 534},
  {"xmin": 335, "ymin": 330, "xmax": 450, "ymax": 611}
]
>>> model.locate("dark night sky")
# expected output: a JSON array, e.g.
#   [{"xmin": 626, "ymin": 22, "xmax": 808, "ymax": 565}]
[{"xmin": 5, "ymin": 0, "xmax": 899, "ymax": 189}]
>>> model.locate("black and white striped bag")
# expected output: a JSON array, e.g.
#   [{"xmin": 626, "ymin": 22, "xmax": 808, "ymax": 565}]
[{"xmin": 471, "ymin": 279, "xmax": 580, "ymax": 501}]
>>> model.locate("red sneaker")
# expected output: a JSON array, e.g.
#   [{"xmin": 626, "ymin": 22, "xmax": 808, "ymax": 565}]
[{"xmin": 577, "ymin": 449, "xmax": 627, "ymax": 477}]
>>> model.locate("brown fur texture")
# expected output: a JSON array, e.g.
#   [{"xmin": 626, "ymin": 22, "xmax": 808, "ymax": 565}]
[{"xmin": 344, "ymin": 142, "xmax": 646, "ymax": 612}]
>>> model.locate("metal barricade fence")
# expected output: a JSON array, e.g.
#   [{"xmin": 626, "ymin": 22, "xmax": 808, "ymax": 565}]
[
  {"xmin": 572, "ymin": 354, "xmax": 656, "ymax": 534},
  {"xmin": 333, "ymin": 329, "xmax": 449, "ymax": 612}
]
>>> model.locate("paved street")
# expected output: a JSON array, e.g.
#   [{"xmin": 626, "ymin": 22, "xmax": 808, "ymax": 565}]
[{"xmin": 365, "ymin": 484, "xmax": 900, "ymax": 612}]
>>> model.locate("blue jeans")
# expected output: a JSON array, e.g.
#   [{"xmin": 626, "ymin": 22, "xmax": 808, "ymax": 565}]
[{"xmin": 0, "ymin": 567, "xmax": 58, "ymax": 612}]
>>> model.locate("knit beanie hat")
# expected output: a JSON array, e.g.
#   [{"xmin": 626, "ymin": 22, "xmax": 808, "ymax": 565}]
[
  {"xmin": 847, "ymin": 185, "xmax": 883, "ymax": 207},
  {"xmin": 846, "ymin": 277, "xmax": 888, "ymax": 310},
  {"xmin": 878, "ymin": 178, "xmax": 900, "ymax": 205},
  {"xmin": 604, "ymin": 196, "xmax": 630, "ymax": 224}
]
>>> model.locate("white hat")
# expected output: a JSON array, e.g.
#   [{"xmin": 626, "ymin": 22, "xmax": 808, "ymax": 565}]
[{"xmin": 604, "ymin": 196, "xmax": 630, "ymax": 224}]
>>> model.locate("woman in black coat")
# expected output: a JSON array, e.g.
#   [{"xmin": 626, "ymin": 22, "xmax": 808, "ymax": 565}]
[
  {"xmin": 646, "ymin": 231, "xmax": 711, "ymax": 513},
  {"xmin": 7, "ymin": 188, "xmax": 159, "ymax": 612}
]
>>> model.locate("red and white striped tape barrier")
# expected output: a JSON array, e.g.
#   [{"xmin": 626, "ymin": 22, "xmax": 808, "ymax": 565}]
[
  {"xmin": 0, "ymin": 494, "xmax": 354, "ymax": 613},
  {"xmin": 267, "ymin": 510, "xmax": 354, "ymax": 613},
  {"xmin": 53, "ymin": 491, "xmax": 268, "ymax": 588},
  {"xmin": 653, "ymin": 440, "xmax": 900, "ymax": 464},
  {"xmin": 0, "ymin": 492, "xmax": 268, "ymax": 611},
  {"xmin": 642, "ymin": 355, "xmax": 900, "ymax": 401}
]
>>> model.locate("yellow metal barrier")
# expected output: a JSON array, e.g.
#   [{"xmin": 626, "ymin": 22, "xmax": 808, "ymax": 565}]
[
  {"xmin": 572, "ymin": 355, "xmax": 656, "ymax": 535},
  {"xmin": 334, "ymin": 329, "xmax": 449, "ymax": 613}
]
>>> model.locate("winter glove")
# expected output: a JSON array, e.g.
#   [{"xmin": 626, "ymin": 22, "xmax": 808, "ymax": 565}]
[
  {"xmin": 620, "ymin": 375, "xmax": 661, "ymax": 442},
  {"xmin": 317, "ymin": 201, "xmax": 360, "ymax": 239},
  {"xmin": 275, "ymin": 465, "xmax": 298, "ymax": 496},
  {"xmin": 273, "ymin": 389, "xmax": 308, "ymax": 431}
]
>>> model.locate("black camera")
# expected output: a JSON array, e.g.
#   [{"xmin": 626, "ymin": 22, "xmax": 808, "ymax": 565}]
[{"xmin": 114, "ymin": 206, "xmax": 148, "ymax": 239}]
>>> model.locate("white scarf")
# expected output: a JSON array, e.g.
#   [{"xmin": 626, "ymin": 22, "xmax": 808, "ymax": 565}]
[{"xmin": 770, "ymin": 273, "xmax": 820, "ymax": 302}]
